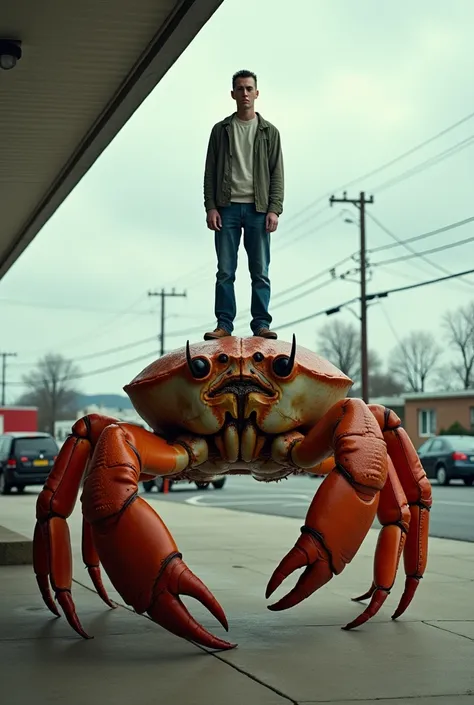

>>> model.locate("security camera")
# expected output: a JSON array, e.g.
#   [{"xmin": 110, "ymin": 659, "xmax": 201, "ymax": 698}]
[{"xmin": 0, "ymin": 40, "xmax": 22, "ymax": 70}]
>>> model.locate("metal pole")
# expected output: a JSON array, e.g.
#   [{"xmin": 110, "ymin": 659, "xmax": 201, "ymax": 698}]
[
  {"xmin": 359, "ymin": 192, "xmax": 369, "ymax": 403},
  {"xmin": 1, "ymin": 354, "xmax": 5, "ymax": 406},
  {"xmin": 160, "ymin": 288, "xmax": 165, "ymax": 357}
]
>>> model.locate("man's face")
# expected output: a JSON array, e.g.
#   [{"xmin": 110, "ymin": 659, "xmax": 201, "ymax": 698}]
[{"xmin": 231, "ymin": 77, "xmax": 259, "ymax": 111}]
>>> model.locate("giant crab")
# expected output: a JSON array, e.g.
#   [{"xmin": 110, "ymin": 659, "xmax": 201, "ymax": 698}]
[{"xmin": 34, "ymin": 336, "xmax": 432, "ymax": 650}]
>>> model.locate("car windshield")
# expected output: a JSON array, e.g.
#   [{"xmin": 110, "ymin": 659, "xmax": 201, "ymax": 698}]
[
  {"xmin": 13, "ymin": 437, "xmax": 58, "ymax": 455},
  {"xmin": 449, "ymin": 437, "xmax": 474, "ymax": 452}
]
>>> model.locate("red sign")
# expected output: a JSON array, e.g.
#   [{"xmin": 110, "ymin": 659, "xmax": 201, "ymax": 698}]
[{"xmin": 0, "ymin": 407, "xmax": 38, "ymax": 433}]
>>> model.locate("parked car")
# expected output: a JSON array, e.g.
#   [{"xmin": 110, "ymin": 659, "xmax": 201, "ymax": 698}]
[
  {"xmin": 142, "ymin": 476, "xmax": 227, "ymax": 493},
  {"xmin": 0, "ymin": 431, "xmax": 59, "ymax": 494},
  {"xmin": 417, "ymin": 435, "xmax": 474, "ymax": 486}
]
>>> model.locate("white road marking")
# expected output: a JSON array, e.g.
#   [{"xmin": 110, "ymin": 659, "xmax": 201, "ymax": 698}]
[
  {"xmin": 434, "ymin": 500, "xmax": 474, "ymax": 508},
  {"xmin": 185, "ymin": 495, "xmax": 474, "ymax": 510},
  {"xmin": 283, "ymin": 501, "xmax": 313, "ymax": 507},
  {"xmin": 185, "ymin": 493, "xmax": 312, "ymax": 507}
]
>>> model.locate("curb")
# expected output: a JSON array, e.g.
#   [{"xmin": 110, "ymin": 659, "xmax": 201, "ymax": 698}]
[{"xmin": 0, "ymin": 525, "xmax": 33, "ymax": 565}]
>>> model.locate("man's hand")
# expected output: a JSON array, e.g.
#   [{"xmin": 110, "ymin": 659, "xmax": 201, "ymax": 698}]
[
  {"xmin": 206, "ymin": 209, "xmax": 222, "ymax": 231},
  {"xmin": 266, "ymin": 212, "xmax": 279, "ymax": 233}
]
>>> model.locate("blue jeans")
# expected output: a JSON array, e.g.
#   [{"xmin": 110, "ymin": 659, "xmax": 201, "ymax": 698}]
[{"xmin": 214, "ymin": 202, "xmax": 271, "ymax": 334}]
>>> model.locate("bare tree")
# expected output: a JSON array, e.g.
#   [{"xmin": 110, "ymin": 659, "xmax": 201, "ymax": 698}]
[
  {"xmin": 368, "ymin": 373, "xmax": 405, "ymax": 397},
  {"xmin": 16, "ymin": 353, "xmax": 81, "ymax": 433},
  {"xmin": 317, "ymin": 320, "xmax": 359, "ymax": 379},
  {"xmin": 389, "ymin": 331, "xmax": 441, "ymax": 392},
  {"xmin": 432, "ymin": 363, "xmax": 460, "ymax": 392},
  {"xmin": 317, "ymin": 320, "xmax": 382, "ymax": 385},
  {"xmin": 442, "ymin": 302, "xmax": 474, "ymax": 389}
]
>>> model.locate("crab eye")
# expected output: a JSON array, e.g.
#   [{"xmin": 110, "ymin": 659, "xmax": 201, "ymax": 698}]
[
  {"xmin": 190, "ymin": 357, "xmax": 211, "ymax": 379},
  {"xmin": 272, "ymin": 356, "xmax": 292, "ymax": 378},
  {"xmin": 218, "ymin": 353, "xmax": 229, "ymax": 363},
  {"xmin": 253, "ymin": 352, "xmax": 264, "ymax": 362}
]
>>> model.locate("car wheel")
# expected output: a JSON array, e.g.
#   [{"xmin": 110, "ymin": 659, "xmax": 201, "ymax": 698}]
[
  {"xmin": 195, "ymin": 482, "xmax": 209, "ymax": 490},
  {"xmin": 463, "ymin": 477, "xmax": 474, "ymax": 486},
  {"xmin": 143, "ymin": 480, "xmax": 155, "ymax": 493},
  {"xmin": 436, "ymin": 465, "xmax": 449, "ymax": 486},
  {"xmin": 212, "ymin": 478, "xmax": 226, "ymax": 489},
  {"xmin": 0, "ymin": 472, "xmax": 11, "ymax": 495}
]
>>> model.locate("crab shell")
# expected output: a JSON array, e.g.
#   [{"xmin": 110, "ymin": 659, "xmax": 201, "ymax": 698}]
[{"xmin": 123, "ymin": 337, "xmax": 353, "ymax": 437}]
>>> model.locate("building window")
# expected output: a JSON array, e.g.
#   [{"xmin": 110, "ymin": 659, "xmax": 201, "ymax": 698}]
[
  {"xmin": 470, "ymin": 407, "xmax": 474, "ymax": 429},
  {"xmin": 418, "ymin": 409, "xmax": 436, "ymax": 437}
]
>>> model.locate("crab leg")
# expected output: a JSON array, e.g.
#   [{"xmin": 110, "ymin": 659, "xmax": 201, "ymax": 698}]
[
  {"xmin": 82, "ymin": 423, "xmax": 235, "ymax": 651},
  {"xmin": 368, "ymin": 405, "xmax": 432, "ymax": 620},
  {"xmin": 34, "ymin": 415, "xmax": 118, "ymax": 637},
  {"xmin": 82, "ymin": 518, "xmax": 116, "ymax": 609},
  {"xmin": 266, "ymin": 398, "xmax": 387, "ymax": 614},
  {"xmin": 343, "ymin": 457, "xmax": 410, "ymax": 629}
]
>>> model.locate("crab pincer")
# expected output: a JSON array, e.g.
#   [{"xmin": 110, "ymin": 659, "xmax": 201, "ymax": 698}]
[
  {"xmin": 146, "ymin": 552, "xmax": 235, "ymax": 650},
  {"xmin": 265, "ymin": 398, "xmax": 387, "ymax": 624}
]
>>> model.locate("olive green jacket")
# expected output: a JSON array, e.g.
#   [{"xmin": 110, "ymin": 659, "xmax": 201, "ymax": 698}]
[{"xmin": 203, "ymin": 112, "xmax": 284, "ymax": 216}]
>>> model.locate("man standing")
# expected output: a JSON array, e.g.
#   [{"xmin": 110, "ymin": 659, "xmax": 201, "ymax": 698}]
[{"xmin": 203, "ymin": 69, "xmax": 284, "ymax": 340}]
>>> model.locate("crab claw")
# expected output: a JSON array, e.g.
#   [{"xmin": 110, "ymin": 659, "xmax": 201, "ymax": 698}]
[
  {"xmin": 391, "ymin": 576, "xmax": 420, "ymax": 620},
  {"xmin": 342, "ymin": 588, "xmax": 389, "ymax": 630},
  {"xmin": 266, "ymin": 531, "xmax": 333, "ymax": 611},
  {"xmin": 147, "ymin": 553, "xmax": 236, "ymax": 651}
]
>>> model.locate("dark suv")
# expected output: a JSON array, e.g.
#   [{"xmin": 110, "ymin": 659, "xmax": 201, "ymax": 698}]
[{"xmin": 0, "ymin": 432, "xmax": 59, "ymax": 494}]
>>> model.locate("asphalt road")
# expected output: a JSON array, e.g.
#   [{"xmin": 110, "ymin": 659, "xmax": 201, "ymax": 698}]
[{"xmin": 142, "ymin": 474, "xmax": 474, "ymax": 542}]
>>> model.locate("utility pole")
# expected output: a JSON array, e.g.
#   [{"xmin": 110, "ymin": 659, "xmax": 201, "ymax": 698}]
[
  {"xmin": 148, "ymin": 288, "xmax": 186, "ymax": 356},
  {"xmin": 0, "ymin": 352, "xmax": 17, "ymax": 406},
  {"xmin": 329, "ymin": 191, "xmax": 374, "ymax": 403}
]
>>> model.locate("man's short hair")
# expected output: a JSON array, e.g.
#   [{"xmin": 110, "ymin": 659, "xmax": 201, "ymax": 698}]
[{"xmin": 232, "ymin": 70, "xmax": 257, "ymax": 88}]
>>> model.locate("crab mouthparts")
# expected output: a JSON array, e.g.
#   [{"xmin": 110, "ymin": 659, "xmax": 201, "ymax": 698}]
[{"xmin": 208, "ymin": 377, "xmax": 274, "ymax": 399}]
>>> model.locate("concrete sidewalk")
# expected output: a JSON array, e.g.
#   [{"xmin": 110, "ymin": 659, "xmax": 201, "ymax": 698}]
[{"xmin": 1, "ymin": 497, "xmax": 473, "ymax": 705}]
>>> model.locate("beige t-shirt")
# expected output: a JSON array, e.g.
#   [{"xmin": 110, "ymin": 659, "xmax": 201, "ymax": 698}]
[{"xmin": 230, "ymin": 115, "xmax": 258, "ymax": 203}]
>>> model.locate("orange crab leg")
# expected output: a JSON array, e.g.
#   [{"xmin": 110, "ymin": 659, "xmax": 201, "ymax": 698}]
[
  {"xmin": 266, "ymin": 398, "xmax": 387, "ymax": 613},
  {"xmin": 82, "ymin": 423, "xmax": 235, "ymax": 651},
  {"xmin": 369, "ymin": 405, "xmax": 432, "ymax": 620},
  {"xmin": 343, "ymin": 458, "xmax": 410, "ymax": 629},
  {"xmin": 82, "ymin": 518, "xmax": 116, "ymax": 609},
  {"xmin": 34, "ymin": 415, "xmax": 118, "ymax": 637}
]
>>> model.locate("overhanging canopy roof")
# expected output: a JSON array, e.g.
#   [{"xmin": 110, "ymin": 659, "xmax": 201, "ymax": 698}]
[{"xmin": 0, "ymin": 0, "xmax": 223, "ymax": 279}]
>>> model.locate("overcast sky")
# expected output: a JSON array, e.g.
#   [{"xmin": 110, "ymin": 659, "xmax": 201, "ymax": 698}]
[{"xmin": 1, "ymin": 0, "xmax": 474, "ymax": 403}]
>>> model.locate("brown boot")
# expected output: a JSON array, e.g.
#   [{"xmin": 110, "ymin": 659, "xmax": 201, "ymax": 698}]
[
  {"xmin": 254, "ymin": 327, "xmax": 278, "ymax": 340},
  {"xmin": 203, "ymin": 327, "xmax": 231, "ymax": 341}
]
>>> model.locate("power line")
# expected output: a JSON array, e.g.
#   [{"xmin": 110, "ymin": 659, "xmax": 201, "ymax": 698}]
[
  {"xmin": 271, "ymin": 126, "xmax": 474, "ymax": 255},
  {"xmin": 378, "ymin": 302, "xmax": 402, "ymax": 345},
  {"xmin": 366, "ymin": 267, "xmax": 474, "ymax": 300},
  {"xmin": 370, "ymin": 134, "xmax": 474, "ymax": 194},
  {"xmin": 162, "ymin": 249, "xmax": 361, "ymax": 339},
  {"xmin": 9, "ymin": 350, "xmax": 162, "ymax": 387},
  {"xmin": 165, "ymin": 108, "xmax": 474, "ymax": 291},
  {"xmin": 277, "ymin": 266, "xmax": 474, "ymax": 331},
  {"xmin": 270, "ymin": 279, "xmax": 335, "ymax": 311},
  {"xmin": 272, "ymin": 108, "xmax": 474, "ymax": 231},
  {"xmin": 161, "ymin": 111, "xmax": 474, "ymax": 298},
  {"xmin": 11, "ymin": 293, "xmax": 151, "ymax": 359},
  {"xmin": 162, "ymin": 211, "xmax": 473, "ymax": 338},
  {"xmin": 372, "ymin": 233, "xmax": 474, "ymax": 268},
  {"xmin": 366, "ymin": 212, "xmax": 474, "ymax": 290},
  {"xmin": 272, "ymin": 213, "xmax": 340, "ymax": 252},
  {"xmin": 12, "ymin": 335, "xmax": 159, "ymax": 368},
  {"xmin": 0, "ymin": 298, "xmax": 153, "ymax": 316},
  {"xmin": 272, "ymin": 249, "xmax": 358, "ymax": 303},
  {"xmin": 11, "ymin": 267, "xmax": 474, "ymax": 386},
  {"xmin": 368, "ymin": 214, "xmax": 474, "ymax": 253}
]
